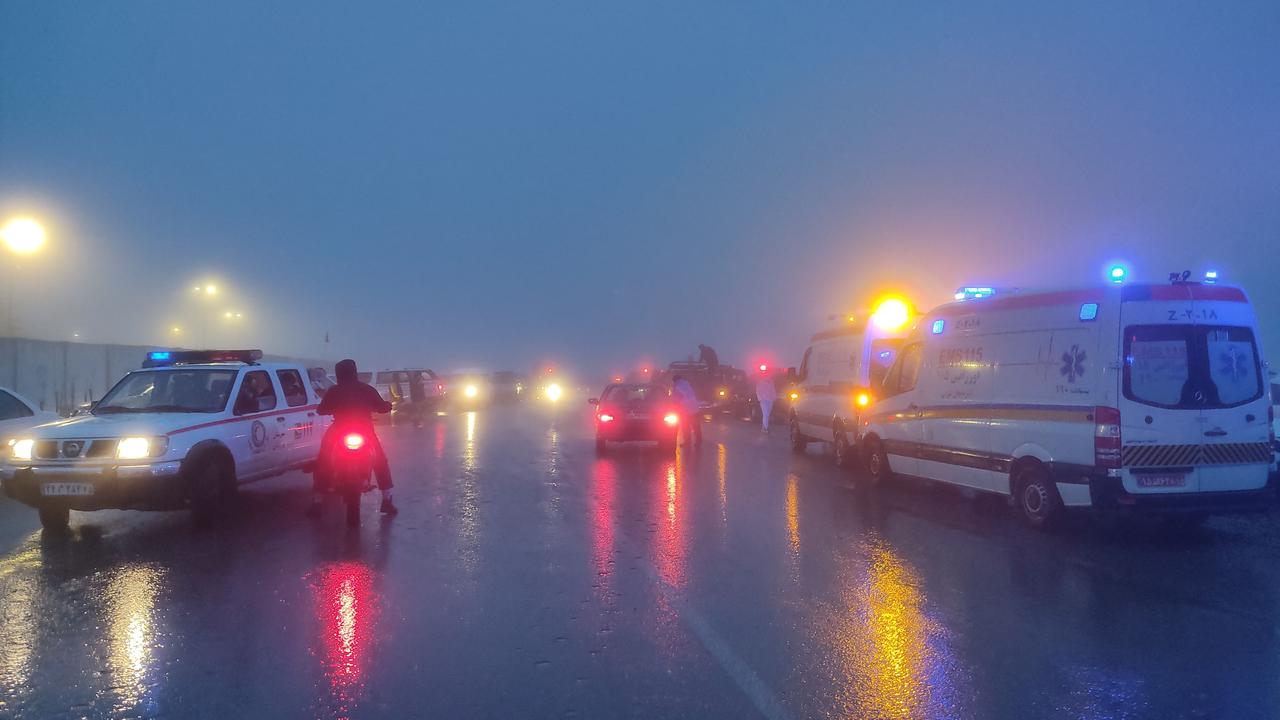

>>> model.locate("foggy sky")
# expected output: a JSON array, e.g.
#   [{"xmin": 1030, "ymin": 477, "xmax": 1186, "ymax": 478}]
[{"xmin": 2, "ymin": 2, "xmax": 1278, "ymax": 378}]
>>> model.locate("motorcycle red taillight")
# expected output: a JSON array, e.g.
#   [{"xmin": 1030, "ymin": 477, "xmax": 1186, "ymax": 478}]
[
  {"xmin": 344, "ymin": 433, "xmax": 366, "ymax": 451},
  {"xmin": 1094, "ymin": 406, "xmax": 1122, "ymax": 469}
]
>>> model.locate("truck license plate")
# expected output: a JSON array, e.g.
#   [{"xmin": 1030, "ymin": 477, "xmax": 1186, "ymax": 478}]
[
  {"xmin": 1137, "ymin": 473, "xmax": 1186, "ymax": 488},
  {"xmin": 40, "ymin": 482, "xmax": 94, "ymax": 497}
]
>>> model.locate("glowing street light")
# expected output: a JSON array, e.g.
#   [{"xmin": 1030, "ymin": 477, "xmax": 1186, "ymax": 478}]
[{"xmin": 1, "ymin": 218, "xmax": 46, "ymax": 255}]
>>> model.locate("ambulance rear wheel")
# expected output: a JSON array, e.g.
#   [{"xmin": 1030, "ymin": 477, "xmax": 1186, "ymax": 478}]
[
  {"xmin": 1015, "ymin": 463, "xmax": 1062, "ymax": 530},
  {"xmin": 833, "ymin": 425, "xmax": 854, "ymax": 470},
  {"xmin": 789, "ymin": 417, "xmax": 807, "ymax": 454},
  {"xmin": 39, "ymin": 506, "xmax": 70, "ymax": 533},
  {"xmin": 864, "ymin": 438, "xmax": 892, "ymax": 485}
]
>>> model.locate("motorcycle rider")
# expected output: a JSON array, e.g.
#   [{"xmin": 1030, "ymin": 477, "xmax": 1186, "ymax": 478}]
[{"xmin": 310, "ymin": 358, "xmax": 398, "ymax": 516}]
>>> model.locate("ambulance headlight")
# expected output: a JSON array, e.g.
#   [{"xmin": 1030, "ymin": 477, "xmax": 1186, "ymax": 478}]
[
  {"xmin": 117, "ymin": 437, "xmax": 168, "ymax": 460},
  {"xmin": 11, "ymin": 438, "xmax": 34, "ymax": 461}
]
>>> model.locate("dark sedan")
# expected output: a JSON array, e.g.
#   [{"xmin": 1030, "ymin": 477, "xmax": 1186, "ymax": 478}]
[{"xmin": 588, "ymin": 383, "xmax": 680, "ymax": 453}]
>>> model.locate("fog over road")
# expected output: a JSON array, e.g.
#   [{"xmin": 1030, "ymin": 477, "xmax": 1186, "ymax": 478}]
[{"xmin": 2, "ymin": 405, "xmax": 1278, "ymax": 719}]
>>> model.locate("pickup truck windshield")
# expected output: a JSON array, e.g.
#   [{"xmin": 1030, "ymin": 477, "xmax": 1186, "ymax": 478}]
[
  {"xmin": 1124, "ymin": 325, "xmax": 1263, "ymax": 409},
  {"xmin": 94, "ymin": 369, "xmax": 238, "ymax": 414}
]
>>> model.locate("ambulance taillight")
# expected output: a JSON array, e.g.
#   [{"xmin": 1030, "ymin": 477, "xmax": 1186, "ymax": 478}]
[{"xmin": 1094, "ymin": 406, "xmax": 1122, "ymax": 469}]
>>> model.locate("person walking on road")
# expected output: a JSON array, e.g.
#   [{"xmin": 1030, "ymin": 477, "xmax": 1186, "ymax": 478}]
[
  {"xmin": 672, "ymin": 374, "xmax": 702, "ymax": 446},
  {"xmin": 755, "ymin": 366, "xmax": 777, "ymax": 433}
]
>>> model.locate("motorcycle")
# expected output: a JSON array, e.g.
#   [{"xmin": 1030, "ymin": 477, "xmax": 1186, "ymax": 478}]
[{"xmin": 315, "ymin": 425, "xmax": 376, "ymax": 526}]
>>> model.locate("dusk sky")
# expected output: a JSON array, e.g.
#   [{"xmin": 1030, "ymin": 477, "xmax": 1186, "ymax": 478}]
[{"xmin": 2, "ymin": 2, "xmax": 1278, "ymax": 377}]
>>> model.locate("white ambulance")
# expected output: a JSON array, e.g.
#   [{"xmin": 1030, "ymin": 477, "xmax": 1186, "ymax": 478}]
[
  {"xmin": 789, "ymin": 298, "xmax": 913, "ymax": 468},
  {"xmin": 859, "ymin": 279, "xmax": 1276, "ymax": 528}
]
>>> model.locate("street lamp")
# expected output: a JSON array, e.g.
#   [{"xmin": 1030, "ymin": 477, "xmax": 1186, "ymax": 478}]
[
  {"xmin": 2, "ymin": 217, "xmax": 48, "ymax": 336},
  {"xmin": 1, "ymin": 218, "xmax": 46, "ymax": 255}
]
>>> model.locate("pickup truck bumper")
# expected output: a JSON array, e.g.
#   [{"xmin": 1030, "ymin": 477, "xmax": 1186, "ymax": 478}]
[{"xmin": 0, "ymin": 461, "xmax": 189, "ymax": 511}]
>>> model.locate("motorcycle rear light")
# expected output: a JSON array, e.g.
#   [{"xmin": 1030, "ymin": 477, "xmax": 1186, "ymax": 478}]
[
  {"xmin": 663, "ymin": 413, "xmax": 679, "ymax": 426},
  {"xmin": 1094, "ymin": 406, "xmax": 1122, "ymax": 469},
  {"xmin": 344, "ymin": 433, "xmax": 366, "ymax": 451},
  {"xmin": 598, "ymin": 414, "xmax": 614, "ymax": 423}
]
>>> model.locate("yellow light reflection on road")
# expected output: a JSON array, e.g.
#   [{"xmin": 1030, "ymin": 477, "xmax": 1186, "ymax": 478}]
[
  {"xmin": 716, "ymin": 443, "xmax": 727, "ymax": 525},
  {"xmin": 458, "ymin": 411, "xmax": 480, "ymax": 576},
  {"xmin": 785, "ymin": 473, "xmax": 800, "ymax": 557},
  {"xmin": 106, "ymin": 565, "xmax": 165, "ymax": 711},
  {"xmin": 834, "ymin": 539, "xmax": 958, "ymax": 719}
]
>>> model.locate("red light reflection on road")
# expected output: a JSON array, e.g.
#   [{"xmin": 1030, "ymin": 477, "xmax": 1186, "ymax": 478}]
[
  {"xmin": 590, "ymin": 458, "xmax": 617, "ymax": 593},
  {"xmin": 654, "ymin": 452, "xmax": 687, "ymax": 589},
  {"xmin": 313, "ymin": 562, "xmax": 378, "ymax": 718}
]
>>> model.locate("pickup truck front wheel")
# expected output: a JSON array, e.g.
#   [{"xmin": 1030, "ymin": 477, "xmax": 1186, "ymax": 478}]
[
  {"xmin": 39, "ymin": 506, "xmax": 70, "ymax": 534},
  {"xmin": 189, "ymin": 456, "xmax": 233, "ymax": 528}
]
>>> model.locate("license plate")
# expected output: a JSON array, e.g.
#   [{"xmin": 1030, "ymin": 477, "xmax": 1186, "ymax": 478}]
[
  {"xmin": 628, "ymin": 413, "xmax": 650, "ymax": 420},
  {"xmin": 1137, "ymin": 473, "xmax": 1186, "ymax": 488},
  {"xmin": 40, "ymin": 482, "xmax": 94, "ymax": 497}
]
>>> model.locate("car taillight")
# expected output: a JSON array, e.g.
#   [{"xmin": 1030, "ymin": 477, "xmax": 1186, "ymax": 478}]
[
  {"xmin": 344, "ymin": 433, "xmax": 366, "ymax": 451},
  {"xmin": 663, "ymin": 413, "xmax": 680, "ymax": 426},
  {"xmin": 1094, "ymin": 406, "xmax": 1121, "ymax": 469},
  {"xmin": 598, "ymin": 413, "xmax": 614, "ymax": 423}
]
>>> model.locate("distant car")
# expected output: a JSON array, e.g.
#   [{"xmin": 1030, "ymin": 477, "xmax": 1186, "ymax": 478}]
[
  {"xmin": 366, "ymin": 369, "xmax": 446, "ymax": 416},
  {"xmin": 489, "ymin": 371, "xmax": 524, "ymax": 402},
  {"xmin": 589, "ymin": 383, "xmax": 680, "ymax": 453},
  {"xmin": 1, "ymin": 349, "xmax": 330, "ymax": 532},
  {"xmin": 0, "ymin": 387, "xmax": 58, "ymax": 448},
  {"xmin": 655, "ymin": 361, "xmax": 751, "ymax": 415},
  {"xmin": 447, "ymin": 373, "xmax": 490, "ymax": 408}
]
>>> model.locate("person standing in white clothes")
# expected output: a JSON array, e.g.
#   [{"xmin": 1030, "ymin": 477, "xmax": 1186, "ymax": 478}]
[{"xmin": 755, "ymin": 366, "xmax": 777, "ymax": 433}]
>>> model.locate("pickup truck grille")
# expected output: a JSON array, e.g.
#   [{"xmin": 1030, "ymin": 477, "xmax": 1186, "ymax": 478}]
[{"xmin": 33, "ymin": 439, "xmax": 114, "ymax": 460}]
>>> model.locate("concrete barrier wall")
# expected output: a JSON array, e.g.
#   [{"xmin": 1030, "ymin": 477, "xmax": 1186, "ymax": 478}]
[{"xmin": 0, "ymin": 337, "xmax": 330, "ymax": 415}]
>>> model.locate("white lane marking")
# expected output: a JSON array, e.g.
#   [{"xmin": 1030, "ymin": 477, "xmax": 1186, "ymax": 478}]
[{"xmin": 638, "ymin": 561, "xmax": 794, "ymax": 720}]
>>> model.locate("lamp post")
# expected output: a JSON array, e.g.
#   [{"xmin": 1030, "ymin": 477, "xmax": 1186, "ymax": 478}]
[{"xmin": 1, "ymin": 217, "xmax": 47, "ymax": 337}]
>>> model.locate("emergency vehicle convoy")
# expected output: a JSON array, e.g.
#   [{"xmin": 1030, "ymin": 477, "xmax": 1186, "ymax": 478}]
[
  {"xmin": 788, "ymin": 297, "xmax": 914, "ymax": 468},
  {"xmin": 1, "ymin": 350, "xmax": 330, "ymax": 532},
  {"xmin": 858, "ymin": 276, "xmax": 1277, "ymax": 528}
]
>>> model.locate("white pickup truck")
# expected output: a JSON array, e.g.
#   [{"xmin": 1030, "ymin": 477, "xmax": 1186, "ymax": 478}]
[{"xmin": 1, "ymin": 350, "xmax": 331, "ymax": 531}]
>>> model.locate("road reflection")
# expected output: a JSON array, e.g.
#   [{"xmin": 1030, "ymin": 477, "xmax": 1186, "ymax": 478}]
[
  {"xmin": 654, "ymin": 450, "xmax": 687, "ymax": 590},
  {"xmin": 311, "ymin": 561, "xmax": 379, "ymax": 719},
  {"xmin": 457, "ymin": 411, "xmax": 481, "ymax": 576},
  {"xmin": 835, "ymin": 536, "xmax": 963, "ymax": 719},
  {"xmin": 590, "ymin": 457, "xmax": 617, "ymax": 597},
  {"xmin": 717, "ymin": 442, "xmax": 728, "ymax": 529},
  {"xmin": 105, "ymin": 563, "xmax": 165, "ymax": 715},
  {"xmin": 0, "ymin": 538, "xmax": 40, "ymax": 707}
]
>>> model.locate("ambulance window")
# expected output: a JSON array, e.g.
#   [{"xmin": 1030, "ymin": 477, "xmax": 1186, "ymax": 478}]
[
  {"xmin": 797, "ymin": 347, "xmax": 812, "ymax": 382},
  {"xmin": 276, "ymin": 369, "xmax": 309, "ymax": 407},
  {"xmin": 869, "ymin": 339, "xmax": 902, "ymax": 388},
  {"xmin": 0, "ymin": 390, "xmax": 33, "ymax": 420},
  {"xmin": 1206, "ymin": 327, "xmax": 1261, "ymax": 406},
  {"xmin": 1126, "ymin": 327, "xmax": 1189, "ymax": 406},
  {"xmin": 897, "ymin": 343, "xmax": 923, "ymax": 393}
]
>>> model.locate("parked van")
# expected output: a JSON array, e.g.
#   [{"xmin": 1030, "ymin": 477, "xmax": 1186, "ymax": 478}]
[
  {"xmin": 859, "ymin": 281, "xmax": 1277, "ymax": 528},
  {"xmin": 789, "ymin": 299, "xmax": 913, "ymax": 468}
]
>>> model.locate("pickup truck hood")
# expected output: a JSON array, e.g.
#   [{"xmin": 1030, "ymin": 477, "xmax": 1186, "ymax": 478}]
[{"xmin": 26, "ymin": 413, "xmax": 215, "ymax": 439}]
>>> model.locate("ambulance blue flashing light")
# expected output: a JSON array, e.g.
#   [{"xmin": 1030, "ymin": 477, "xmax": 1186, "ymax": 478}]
[
  {"xmin": 148, "ymin": 351, "xmax": 171, "ymax": 362},
  {"xmin": 1108, "ymin": 265, "xmax": 1127, "ymax": 284},
  {"xmin": 931, "ymin": 319, "xmax": 946, "ymax": 335},
  {"xmin": 1204, "ymin": 270, "xmax": 1218, "ymax": 284},
  {"xmin": 1079, "ymin": 303, "xmax": 1099, "ymax": 321},
  {"xmin": 953, "ymin": 286, "xmax": 995, "ymax": 301}
]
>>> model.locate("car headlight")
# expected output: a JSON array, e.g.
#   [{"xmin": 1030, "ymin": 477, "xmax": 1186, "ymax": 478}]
[
  {"xmin": 116, "ymin": 436, "xmax": 168, "ymax": 460},
  {"xmin": 11, "ymin": 438, "xmax": 33, "ymax": 461},
  {"xmin": 545, "ymin": 383, "xmax": 563, "ymax": 401},
  {"xmin": 464, "ymin": 384, "xmax": 479, "ymax": 398}
]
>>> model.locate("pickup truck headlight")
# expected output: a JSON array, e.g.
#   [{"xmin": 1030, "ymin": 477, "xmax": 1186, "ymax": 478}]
[
  {"xmin": 116, "ymin": 436, "xmax": 169, "ymax": 460},
  {"xmin": 11, "ymin": 438, "xmax": 33, "ymax": 461}
]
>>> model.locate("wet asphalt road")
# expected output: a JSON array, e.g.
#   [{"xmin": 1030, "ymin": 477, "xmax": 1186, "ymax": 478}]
[{"xmin": 3, "ymin": 404, "xmax": 1280, "ymax": 719}]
